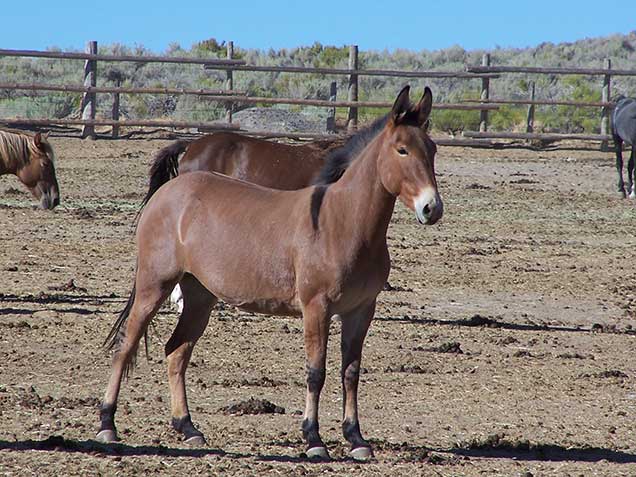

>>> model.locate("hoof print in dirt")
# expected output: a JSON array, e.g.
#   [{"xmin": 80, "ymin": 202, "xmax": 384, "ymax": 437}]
[{"xmin": 220, "ymin": 397, "xmax": 285, "ymax": 415}]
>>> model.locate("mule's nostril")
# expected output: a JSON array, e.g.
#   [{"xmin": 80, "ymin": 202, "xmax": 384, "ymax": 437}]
[{"xmin": 423, "ymin": 203, "xmax": 431, "ymax": 215}]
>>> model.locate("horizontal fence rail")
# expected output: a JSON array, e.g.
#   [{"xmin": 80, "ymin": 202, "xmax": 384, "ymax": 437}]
[
  {"xmin": 0, "ymin": 117, "xmax": 239, "ymax": 130},
  {"xmin": 198, "ymin": 95, "xmax": 500, "ymax": 110},
  {"xmin": 466, "ymin": 64, "xmax": 636, "ymax": 76},
  {"xmin": 204, "ymin": 62, "xmax": 499, "ymax": 79},
  {"xmin": 1, "ymin": 43, "xmax": 634, "ymax": 148},
  {"xmin": 0, "ymin": 82, "xmax": 246, "ymax": 96},
  {"xmin": 0, "ymin": 48, "xmax": 245, "ymax": 66},
  {"xmin": 462, "ymin": 98, "xmax": 613, "ymax": 108},
  {"xmin": 463, "ymin": 131, "xmax": 611, "ymax": 142}
]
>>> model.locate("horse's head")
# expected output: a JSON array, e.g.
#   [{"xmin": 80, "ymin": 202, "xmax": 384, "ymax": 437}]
[
  {"xmin": 18, "ymin": 133, "xmax": 60, "ymax": 209},
  {"xmin": 377, "ymin": 86, "xmax": 443, "ymax": 225}
]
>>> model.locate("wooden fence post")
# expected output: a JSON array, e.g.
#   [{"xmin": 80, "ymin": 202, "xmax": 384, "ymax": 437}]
[
  {"xmin": 225, "ymin": 41, "xmax": 234, "ymax": 123},
  {"xmin": 526, "ymin": 80, "xmax": 535, "ymax": 133},
  {"xmin": 111, "ymin": 78, "xmax": 121, "ymax": 138},
  {"xmin": 81, "ymin": 41, "xmax": 97, "ymax": 139},
  {"xmin": 347, "ymin": 45, "xmax": 359, "ymax": 132},
  {"xmin": 326, "ymin": 81, "xmax": 337, "ymax": 133},
  {"xmin": 479, "ymin": 53, "xmax": 490, "ymax": 132},
  {"xmin": 601, "ymin": 57, "xmax": 611, "ymax": 150}
]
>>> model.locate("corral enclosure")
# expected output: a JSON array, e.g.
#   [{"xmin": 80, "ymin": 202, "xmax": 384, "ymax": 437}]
[
  {"xmin": 4, "ymin": 38, "xmax": 636, "ymax": 146},
  {"xmin": 1, "ymin": 135, "xmax": 636, "ymax": 475}
]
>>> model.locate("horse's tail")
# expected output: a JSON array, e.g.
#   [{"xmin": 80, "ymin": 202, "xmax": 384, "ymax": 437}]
[
  {"xmin": 140, "ymin": 140, "xmax": 190, "ymax": 210},
  {"xmin": 103, "ymin": 280, "xmax": 148, "ymax": 377}
]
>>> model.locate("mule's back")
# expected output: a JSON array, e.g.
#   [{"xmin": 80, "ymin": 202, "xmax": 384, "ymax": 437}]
[{"xmin": 613, "ymin": 97, "xmax": 636, "ymax": 145}]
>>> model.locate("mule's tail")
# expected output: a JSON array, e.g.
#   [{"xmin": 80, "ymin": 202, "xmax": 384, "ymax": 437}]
[
  {"xmin": 103, "ymin": 282, "xmax": 148, "ymax": 377},
  {"xmin": 140, "ymin": 140, "xmax": 190, "ymax": 209}
]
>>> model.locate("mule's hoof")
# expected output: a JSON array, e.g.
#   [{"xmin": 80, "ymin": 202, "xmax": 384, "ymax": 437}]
[
  {"xmin": 184, "ymin": 434, "xmax": 206, "ymax": 446},
  {"xmin": 96, "ymin": 429, "xmax": 119, "ymax": 443},
  {"xmin": 350, "ymin": 446, "xmax": 374, "ymax": 461},
  {"xmin": 305, "ymin": 446, "xmax": 330, "ymax": 460}
]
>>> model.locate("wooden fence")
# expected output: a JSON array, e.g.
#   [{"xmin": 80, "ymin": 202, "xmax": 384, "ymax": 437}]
[
  {"xmin": 0, "ymin": 41, "xmax": 495, "ymax": 143},
  {"xmin": 1, "ymin": 42, "xmax": 636, "ymax": 147}
]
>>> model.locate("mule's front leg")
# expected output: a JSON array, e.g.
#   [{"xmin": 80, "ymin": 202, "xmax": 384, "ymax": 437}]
[
  {"xmin": 340, "ymin": 301, "xmax": 375, "ymax": 461},
  {"xmin": 301, "ymin": 299, "xmax": 331, "ymax": 459}
]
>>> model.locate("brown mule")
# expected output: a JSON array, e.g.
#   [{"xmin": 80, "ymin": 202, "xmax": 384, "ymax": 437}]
[
  {"xmin": 97, "ymin": 85, "xmax": 443, "ymax": 461},
  {"xmin": 143, "ymin": 116, "xmax": 389, "ymax": 312},
  {"xmin": 0, "ymin": 130, "xmax": 60, "ymax": 209}
]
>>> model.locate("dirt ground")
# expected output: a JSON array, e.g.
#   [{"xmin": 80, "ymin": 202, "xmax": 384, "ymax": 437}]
[{"xmin": 1, "ymin": 132, "xmax": 636, "ymax": 476}]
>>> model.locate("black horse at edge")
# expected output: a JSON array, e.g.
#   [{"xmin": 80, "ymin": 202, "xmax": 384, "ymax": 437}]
[{"xmin": 612, "ymin": 95, "xmax": 636, "ymax": 198}]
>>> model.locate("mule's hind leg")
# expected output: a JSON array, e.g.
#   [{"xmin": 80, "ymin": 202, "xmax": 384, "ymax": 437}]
[
  {"xmin": 340, "ymin": 301, "xmax": 375, "ymax": 461},
  {"xmin": 165, "ymin": 274, "xmax": 216, "ymax": 445},
  {"xmin": 615, "ymin": 135, "xmax": 626, "ymax": 197},
  {"xmin": 98, "ymin": 279, "xmax": 174, "ymax": 443}
]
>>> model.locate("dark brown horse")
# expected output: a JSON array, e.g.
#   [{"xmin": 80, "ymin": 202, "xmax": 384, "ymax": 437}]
[
  {"xmin": 0, "ymin": 130, "xmax": 60, "ymax": 209},
  {"xmin": 145, "ymin": 117, "xmax": 389, "ymax": 312},
  {"xmin": 142, "ymin": 116, "xmax": 390, "ymax": 206},
  {"xmin": 97, "ymin": 86, "xmax": 442, "ymax": 461}
]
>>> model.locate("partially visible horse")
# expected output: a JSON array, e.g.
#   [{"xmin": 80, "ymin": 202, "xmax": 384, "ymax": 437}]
[
  {"xmin": 142, "ymin": 116, "xmax": 390, "ymax": 206},
  {"xmin": 96, "ymin": 86, "xmax": 443, "ymax": 461},
  {"xmin": 612, "ymin": 95, "xmax": 636, "ymax": 198},
  {"xmin": 0, "ymin": 130, "xmax": 60, "ymax": 209},
  {"xmin": 144, "ymin": 117, "xmax": 389, "ymax": 312}
]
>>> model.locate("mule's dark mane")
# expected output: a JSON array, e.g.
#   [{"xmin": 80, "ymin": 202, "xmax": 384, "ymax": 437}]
[
  {"xmin": 309, "ymin": 114, "xmax": 392, "ymax": 231},
  {"xmin": 312, "ymin": 114, "xmax": 389, "ymax": 186}
]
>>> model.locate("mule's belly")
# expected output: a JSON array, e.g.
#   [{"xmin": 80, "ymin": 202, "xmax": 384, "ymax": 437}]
[{"xmin": 222, "ymin": 296, "xmax": 302, "ymax": 317}]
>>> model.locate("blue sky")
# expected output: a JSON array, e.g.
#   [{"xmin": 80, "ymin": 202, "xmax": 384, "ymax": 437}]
[{"xmin": 2, "ymin": 0, "xmax": 635, "ymax": 53}]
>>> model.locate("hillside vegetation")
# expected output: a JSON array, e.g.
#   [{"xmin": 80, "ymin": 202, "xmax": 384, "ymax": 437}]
[{"xmin": 1, "ymin": 32, "xmax": 636, "ymax": 133}]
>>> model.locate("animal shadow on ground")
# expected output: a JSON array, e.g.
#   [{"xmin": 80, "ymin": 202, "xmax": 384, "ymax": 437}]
[
  {"xmin": 1, "ymin": 436, "xmax": 635, "ymax": 465},
  {"xmin": 377, "ymin": 313, "xmax": 636, "ymax": 335},
  {"xmin": 0, "ymin": 436, "xmax": 335, "ymax": 464},
  {"xmin": 0, "ymin": 292, "xmax": 119, "ymax": 317},
  {"xmin": 363, "ymin": 439, "xmax": 636, "ymax": 465},
  {"xmin": 445, "ymin": 436, "xmax": 636, "ymax": 464}
]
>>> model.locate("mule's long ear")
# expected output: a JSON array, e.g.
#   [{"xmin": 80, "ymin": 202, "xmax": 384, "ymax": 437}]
[
  {"xmin": 391, "ymin": 85, "xmax": 411, "ymax": 125},
  {"xmin": 416, "ymin": 87, "xmax": 433, "ymax": 128}
]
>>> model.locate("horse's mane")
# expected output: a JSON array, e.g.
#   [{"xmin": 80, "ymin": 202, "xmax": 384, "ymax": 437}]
[
  {"xmin": 0, "ymin": 129, "xmax": 54, "ymax": 167},
  {"xmin": 312, "ymin": 114, "xmax": 389, "ymax": 186}
]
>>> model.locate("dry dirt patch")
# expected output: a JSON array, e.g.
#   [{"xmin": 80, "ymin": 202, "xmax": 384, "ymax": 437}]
[{"xmin": 1, "ymin": 137, "xmax": 636, "ymax": 475}]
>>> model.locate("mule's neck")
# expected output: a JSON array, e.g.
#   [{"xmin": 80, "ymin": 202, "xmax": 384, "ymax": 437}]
[{"xmin": 324, "ymin": 133, "xmax": 396, "ymax": 249}]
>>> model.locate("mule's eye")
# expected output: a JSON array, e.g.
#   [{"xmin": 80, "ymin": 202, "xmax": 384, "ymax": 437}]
[{"xmin": 397, "ymin": 147, "xmax": 408, "ymax": 156}]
